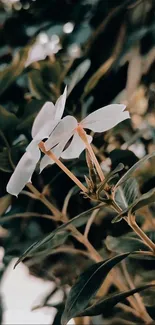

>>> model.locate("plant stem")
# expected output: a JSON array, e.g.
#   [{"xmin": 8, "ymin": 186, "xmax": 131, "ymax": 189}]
[
  {"xmin": 76, "ymin": 228, "xmax": 151, "ymax": 321},
  {"xmin": 122, "ymin": 260, "xmax": 149, "ymax": 318},
  {"xmin": 26, "ymin": 183, "xmax": 62, "ymax": 218},
  {"xmin": 26, "ymin": 146, "xmax": 152, "ymax": 323},
  {"xmin": 109, "ymin": 199, "xmax": 153, "ymax": 323},
  {"xmin": 27, "ymin": 183, "xmax": 152, "ymax": 323},
  {"xmin": 77, "ymin": 126, "xmax": 105, "ymax": 182},
  {"xmin": 111, "ymin": 200, "xmax": 155, "ymax": 254},
  {"xmin": 84, "ymin": 208, "xmax": 99, "ymax": 238},
  {"xmin": 39, "ymin": 142, "xmax": 88, "ymax": 193},
  {"xmin": 117, "ymin": 303, "xmax": 142, "ymax": 319},
  {"xmin": 128, "ymin": 213, "xmax": 155, "ymax": 254}
]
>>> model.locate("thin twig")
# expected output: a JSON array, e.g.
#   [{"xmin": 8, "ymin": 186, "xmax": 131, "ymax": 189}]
[
  {"xmin": 62, "ymin": 187, "xmax": 76, "ymax": 215},
  {"xmin": 0, "ymin": 212, "xmax": 56, "ymax": 223},
  {"xmin": 20, "ymin": 190, "xmax": 39, "ymax": 199},
  {"xmin": 27, "ymin": 183, "xmax": 62, "ymax": 218},
  {"xmin": 39, "ymin": 142, "xmax": 88, "ymax": 193},
  {"xmin": 52, "ymin": 246, "xmax": 90, "ymax": 259},
  {"xmin": 117, "ymin": 302, "xmax": 142, "ymax": 318},
  {"xmin": 122, "ymin": 260, "xmax": 148, "ymax": 316},
  {"xmin": 84, "ymin": 208, "xmax": 99, "ymax": 238},
  {"xmin": 128, "ymin": 213, "xmax": 155, "ymax": 254}
]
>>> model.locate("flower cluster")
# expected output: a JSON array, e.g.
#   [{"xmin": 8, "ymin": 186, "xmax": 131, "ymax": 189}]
[{"xmin": 7, "ymin": 88, "xmax": 130, "ymax": 196}]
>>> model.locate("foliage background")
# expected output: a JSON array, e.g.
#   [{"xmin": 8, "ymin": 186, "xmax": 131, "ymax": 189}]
[{"xmin": 0, "ymin": 0, "xmax": 155, "ymax": 324}]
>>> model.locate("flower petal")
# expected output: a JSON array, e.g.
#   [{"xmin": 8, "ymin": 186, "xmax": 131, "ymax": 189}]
[
  {"xmin": 61, "ymin": 132, "xmax": 92, "ymax": 160},
  {"xmin": 6, "ymin": 147, "xmax": 40, "ymax": 196},
  {"xmin": 25, "ymin": 44, "xmax": 46, "ymax": 67},
  {"xmin": 45, "ymin": 116, "xmax": 77, "ymax": 151},
  {"xmin": 39, "ymin": 155, "xmax": 52, "ymax": 172},
  {"xmin": 40, "ymin": 139, "xmax": 67, "ymax": 172},
  {"xmin": 31, "ymin": 102, "xmax": 56, "ymax": 138},
  {"xmin": 81, "ymin": 104, "xmax": 129, "ymax": 132},
  {"xmin": 55, "ymin": 86, "xmax": 67, "ymax": 119},
  {"xmin": 27, "ymin": 119, "xmax": 59, "ymax": 152}
]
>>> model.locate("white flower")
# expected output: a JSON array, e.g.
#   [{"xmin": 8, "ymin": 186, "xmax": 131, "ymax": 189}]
[
  {"xmin": 40, "ymin": 104, "xmax": 130, "ymax": 171},
  {"xmin": 25, "ymin": 35, "xmax": 62, "ymax": 67},
  {"xmin": 6, "ymin": 88, "xmax": 67, "ymax": 196}
]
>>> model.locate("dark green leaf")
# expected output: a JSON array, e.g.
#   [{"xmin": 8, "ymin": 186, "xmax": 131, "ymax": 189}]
[
  {"xmin": 105, "ymin": 235, "xmax": 148, "ymax": 254},
  {"xmin": 28, "ymin": 70, "xmax": 53, "ymax": 100},
  {"xmin": 0, "ymin": 47, "xmax": 29, "ymax": 96},
  {"xmin": 28, "ymin": 231, "xmax": 69, "ymax": 258},
  {"xmin": 61, "ymin": 253, "xmax": 129, "ymax": 325},
  {"xmin": 111, "ymin": 215, "xmax": 124, "ymax": 223},
  {"xmin": 41, "ymin": 60, "xmax": 62, "ymax": 87},
  {"xmin": 97, "ymin": 163, "xmax": 125, "ymax": 195},
  {"xmin": 14, "ymin": 205, "xmax": 103, "ymax": 267},
  {"xmin": 115, "ymin": 152, "xmax": 155, "ymax": 188},
  {"xmin": 53, "ymin": 305, "xmax": 65, "ymax": 325},
  {"xmin": 77, "ymin": 285, "xmax": 154, "ymax": 317},
  {"xmin": 17, "ymin": 99, "xmax": 45, "ymax": 131},
  {"xmin": 114, "ymin": 178, "xmax": 139, "ymax": 211},
  {"xmin": 0, "ymin": 106, "xmax": 18, "ymax": 131},
  {"xmin": 129, "ymin": 188, "xmax": 155, "ymax": 214},
  {"xmin": 114, "ymin": 188, "xmax": 155, "ymax": 220},
  {"xmin": 0, "ymin": 150, "xmax": 12, "ymax": 173},
  {"xmin": 14, "ymin": 231, "xmax": 69, "ymax": 268}
]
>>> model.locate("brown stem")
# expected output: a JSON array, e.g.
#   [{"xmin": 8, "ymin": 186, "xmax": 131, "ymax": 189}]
[
  {"xmin": 128, "ymin": 213, "xmax": 155, "ymax": 254},
  {"xmin": 122, "ymin": 260, "xmax": 149, "ymax": 318},
  {"xmin": 71, "ymin": 228, "xmax": 102, "ymax": 262},
  {"xmin": 26, "ymin": 185, "xmax": 151, "ymax": 323},
  {"xmin": 26, "ymin": 183, "xmax": 62, "ymax": 218},
  {"xmin": 39, "ymin": 142, "xmax": 88, "ymax": 193},
  {"xmin": 110, "ymin": 199, "xmax": 153, "ymax": 323},
  {"xmin": 62, "ymin": 187, "xmax": 75, "ymax": 215},
  {"xmin": 0, "ymin": 212, "xmax": 56, "ymax": 223},
  {"xmin": 77, "ymin": 126, "xmax": 105, "ymax": 182},
  {"xmin": 69, "ymin": 222, "xmax": 148, "ymax": 319},
  {"xmin": 111, "ymin": 199, "xmax": 155, "ymax": 254},
  {"xmin": 24, "ymin": 147, "xmax": 152, "ymax": 323},
  {"xmin": 117, "ymin": 303, "xmax": 142, "ymax": 319},
  {"xmin": 84, "ymin": 208, "xmax": 99, "ymax": 238}
]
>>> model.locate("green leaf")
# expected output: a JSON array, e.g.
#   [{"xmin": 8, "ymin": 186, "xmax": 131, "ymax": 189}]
[
  {"xmin": 0, "ymin": 150, "xmax": 13, "ymax": 173},
  {"xmin": 14, "ymin": 231, "xmax": 69, "ymax": 268},
  {"xmin": 28, "ymin": 70, "xmax": 53, "ymax": 100},
  {"xmin": 129, "ymin": 188, "xmax": 155, "ymax": 214},
  {"xmin": 61, "ymin": 253, "xmax": 130, "ymax": 325},
  {"xmin": 111, "ymin": 215, "xmax": 124, "ymax": 223},
  {"xmin": 16, "ymin": 99, "xmax": 45, "ymax": 131},
  {"xmin": 115, "ymin": 152, "xmax": 155, "ymax": 188},
  {"xmin": 67, "ymin": 59, "xmax": 91, "ymax": 95},
  {"xmin": 112, "ymin": 163, "xmax": 125, "ymax": 174},
  {"xmin": 41, "ymin": 60, "xmax": 62, "ymax": 87},
  {"xmin": 97, "ymin": 163, "xmax": 125, "ymax": 195},
  {"xmin": 14, "ymin": 205, "xmax": 103, "ymax": 267},
  {"xmin": 105, "ymin": 235, "xmax": 148, "ymax": 254},
  {"xmin": 0, "ymin": 47, "xmax": 29, "ymax": 96},
  {"xmin": 114, "ymin": 178, "xmax": 139, "ymax": 211},
  {"xmin": 28, "ymin": 231, "xmax": 69, "ymax": 258},
  {"xmin": 114, "ymin": 188, "xmax": 155, "ymax": 220},
  {"xmin": 0, "ymin": 106, "xmax": 19, "ymax": 131},
  {"xmin": 77, "ymin": 285, "xmax": 154, "ymax": 317}
]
